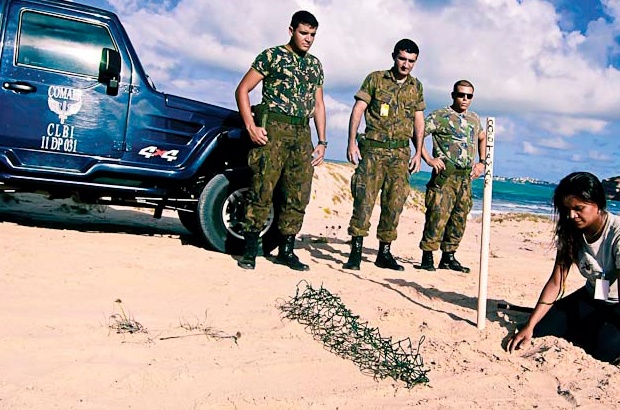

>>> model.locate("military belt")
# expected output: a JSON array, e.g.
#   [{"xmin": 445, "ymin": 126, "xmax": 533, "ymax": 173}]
[
  {"xmin": 266, "ymin": 111, "xmax": 309, "ymax": 126},
  {"xmin": 359, "ymin": 139, "xmax": 409, "ymax": 149},
  {"xmin": 452, "ymin": 167, "xmax": 472, "ymax": 176}
]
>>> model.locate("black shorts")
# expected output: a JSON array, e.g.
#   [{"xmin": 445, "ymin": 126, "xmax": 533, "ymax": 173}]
[{"xmin": 534, "ymin": 286, "xmax": 620, "ymax": 363}]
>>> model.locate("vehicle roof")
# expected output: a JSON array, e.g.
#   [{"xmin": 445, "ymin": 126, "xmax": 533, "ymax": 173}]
[{"xmin": 9, "ymin": 0, "xmax": 117, "ymax": 20}]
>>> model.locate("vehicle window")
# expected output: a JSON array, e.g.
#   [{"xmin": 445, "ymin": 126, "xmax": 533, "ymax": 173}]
[{"xmin": 16, "ymin": 11, "xmax": 115, "ymax": 77}]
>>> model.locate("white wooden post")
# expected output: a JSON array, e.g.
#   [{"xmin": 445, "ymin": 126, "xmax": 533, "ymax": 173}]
[{"xmin": 477, "ymin": 117, "xmax": 496, "ymax": 330}]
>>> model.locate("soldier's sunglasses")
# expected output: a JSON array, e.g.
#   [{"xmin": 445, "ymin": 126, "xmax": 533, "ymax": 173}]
[{"xmin": 455, "ymin": 92, "xmax": 474, "ymax": 100}]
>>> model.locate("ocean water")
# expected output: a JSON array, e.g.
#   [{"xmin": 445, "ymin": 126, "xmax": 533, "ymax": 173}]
[{"xmin": 409, "ymin": 171, "xmax": 620, "ymax": 217}]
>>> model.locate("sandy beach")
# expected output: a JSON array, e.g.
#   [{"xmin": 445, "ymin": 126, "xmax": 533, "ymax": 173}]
[{"xmin": 1, "ymin": 161, "xmax": 618, "ymax": 409}]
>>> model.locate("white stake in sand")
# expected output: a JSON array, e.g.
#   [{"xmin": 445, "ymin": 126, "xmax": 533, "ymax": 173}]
[{"xmin": 477, "ymin": 117, "xmax": 495, "ymax": 330}]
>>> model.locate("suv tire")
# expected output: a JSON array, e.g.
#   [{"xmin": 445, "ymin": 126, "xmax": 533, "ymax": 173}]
[{"xmin": 197, "ymin": 172, "xmax": 278, "ymax": 255}]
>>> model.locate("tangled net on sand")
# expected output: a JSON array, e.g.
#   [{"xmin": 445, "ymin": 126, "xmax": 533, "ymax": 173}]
[{"xmin": 278, "ymin": 281, "xmax": 429, "ymax": 388}]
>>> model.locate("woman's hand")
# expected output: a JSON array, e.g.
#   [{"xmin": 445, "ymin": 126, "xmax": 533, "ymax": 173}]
[{"xmin": 507, "ymin": 325, "xmax": 534, "ymax": 353}]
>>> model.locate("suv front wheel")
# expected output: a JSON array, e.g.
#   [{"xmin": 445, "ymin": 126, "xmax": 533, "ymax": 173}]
[{"xmin": 197, "ymin": 172, "xmax": 279, "ymax": 255}]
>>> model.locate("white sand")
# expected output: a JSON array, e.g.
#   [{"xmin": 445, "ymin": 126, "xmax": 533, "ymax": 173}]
[{"xmin": 1, "ymin": 161, "xmax": 617, "ymax": 409}]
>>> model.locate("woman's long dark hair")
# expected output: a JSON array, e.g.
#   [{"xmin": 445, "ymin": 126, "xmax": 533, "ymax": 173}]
[{"xmin": 553, "ymin": 172, "xmax": 606, "ymax": 269}]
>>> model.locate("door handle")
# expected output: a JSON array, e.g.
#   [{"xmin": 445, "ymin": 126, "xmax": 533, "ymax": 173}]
[{"xmin": 2, "ymin": 81, "xmax": 37, "ymax": 93}]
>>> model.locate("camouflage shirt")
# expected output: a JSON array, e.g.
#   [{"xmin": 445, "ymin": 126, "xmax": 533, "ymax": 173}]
[
  {"xmin": 425, "ymin": 106, "xmax": 482, "ymax": 168},
  {"xmin": 252, "ymin": 45, "xmax": 324, "ymax": 118},
  {"xmin": 355, "ymin": 69, "xmax": 425, "ymax": 142}
]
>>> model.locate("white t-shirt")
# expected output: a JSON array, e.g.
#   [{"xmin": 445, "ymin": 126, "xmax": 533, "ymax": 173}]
[{"xmin": 577, "ymin": 212, "xmax": 620, "ymax": 303}]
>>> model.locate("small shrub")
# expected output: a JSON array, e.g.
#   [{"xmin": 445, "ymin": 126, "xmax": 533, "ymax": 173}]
[{"xmin": 108, "ymin": 299, "xmax": 147, "ymax": 334}]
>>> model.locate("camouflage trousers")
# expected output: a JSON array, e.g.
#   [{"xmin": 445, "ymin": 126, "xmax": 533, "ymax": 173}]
[
  {"xmin": 419, "ymin": 173, "xmax": 473, "ymax": 252},
  {"xmin": 347, "ymin": 146, "xmax": 410, "ymax": 243},
  {"xmin": 245, "ymin": 120, "xmax": 314, "ymax": 235}
]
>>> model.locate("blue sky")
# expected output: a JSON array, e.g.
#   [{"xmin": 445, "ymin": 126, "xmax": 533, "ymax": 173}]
[{"xmin": 79, "ymin": 0, "xmax": 620, "ymax": 183}]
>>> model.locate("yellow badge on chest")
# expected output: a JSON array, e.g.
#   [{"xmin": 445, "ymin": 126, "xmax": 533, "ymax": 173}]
[{"xmin": 380, "ymin": 103, "xmax": 390, "ymax": 117}]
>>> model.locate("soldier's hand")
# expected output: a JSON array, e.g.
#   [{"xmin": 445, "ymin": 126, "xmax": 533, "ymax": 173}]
[
  {"xmin": 471, "ymin": 162, "xmax": 485, "ymax": 180},
  {"xmin": 427, "ymin": 157, "xmax": 445, "ymax": 173},
  {"xmin": 347, "ymin": 145, "xmax": 362, "ymax": 165},
  {"xmin": 311, "ymin": 144, "xmax": 326, "ymax": 167},
  {"xmin": 248, "ymin": 125, "xmax": 268, "ymax": 145},
  {"xmin": 408, "ymin": 154, "xmax": 421, "ymax": 173}
]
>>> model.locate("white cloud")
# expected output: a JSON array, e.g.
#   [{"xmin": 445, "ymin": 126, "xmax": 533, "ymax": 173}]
[
  {"xmin": 571, "ymin": 153, "xmax": 584, "ymax": 162},
  {"xmin": 538, "ymin": 136, "xmax": 571, "ymax": 149},
  {"xmin": 323, "ymin": 95, "xmax": 351, "ymax": 132},
  {"xmin": 108, "ymin": 0, "xmax": 279, "ymax": 74},
  {"xmin": 168, "ymin": 78, "xmax": 239, "ymax": 109},
  {"xmin": 588, "ymin": 150, "xmax": 613, "ymax": 161},
  {"xmin": 535, "ymin": 115, "xmax": 608, "ymax": 136},
  {"xmin": 493, "ymin": 117, "xmax": 518, "ymax": 142},
  {"xmin": 80, "ymin": 0, "xmax": 620, "ymax": 180},
  {"xmin": 522, "ymin": 140, "xmax": 542, "ymax": 155},
  {"xmin": 105, "ymin": 0, "xmax": 620, "ymax": 119},
  {"xmin": 580, "ymin": 0, "xmax": 620, "ymax": 66}
]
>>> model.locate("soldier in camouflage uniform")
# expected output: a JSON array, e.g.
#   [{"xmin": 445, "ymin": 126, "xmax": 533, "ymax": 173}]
[
  {"xmin": 418, "ymin": 80, "xmax": 487, "ymax": 273},
  {"xmin": 235, "ymin": 10, "xmax": 327, "ymax": 271},
  {"xmin": 342, "ymin": 39, "xmax": 425, "ymax": 271}
]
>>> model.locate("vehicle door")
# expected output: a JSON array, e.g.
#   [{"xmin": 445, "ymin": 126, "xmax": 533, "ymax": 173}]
[{"xmin": 0, "ymin": 0, "xmax": 130, "ymax": 171}]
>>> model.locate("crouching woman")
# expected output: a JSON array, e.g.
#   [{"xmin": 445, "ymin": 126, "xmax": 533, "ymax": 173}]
[{"xmin": 507, "ymin": 171, "xmax": 620, "ymax": 363}]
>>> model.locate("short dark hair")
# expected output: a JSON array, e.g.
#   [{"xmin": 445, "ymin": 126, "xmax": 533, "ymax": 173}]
[
  {"xmin": 290, "ymin": 10, "xmax": 318, "ymax": 29},
  {"xmin": 392, "ymin": 39, "xmax": 419, "ymax": 57},
  {"xmin": 452, "ymin": 79, "xmax": 474, "ymax": 93}
]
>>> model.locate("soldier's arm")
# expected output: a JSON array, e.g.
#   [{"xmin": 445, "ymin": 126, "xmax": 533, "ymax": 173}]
[
  {"xmin": 412, "ymin": 110, "xmax": 424, "ymax": 155},
  {"xmin": 235, "ymin": 68, "xmax": 267, "ymax": 145},
  {"xmin": 477, "ymin": 128, "xmax": 487, "ymax": 164},
  {"xmin": 408, "ymin": 110, "xmax": 424, "ymax": 172},
  {"xmin": 347, "ymin": 100, "xmax": 367, "ymax": 164},
  {"xmin": 420, "ymin": 142, "xmax": 433, "ymax": 165},
  {"xmin": 471, "ymin": 126, "xmax": 487, "ymax": 179},
  {"xmin": 311, "ymin": 87, "xmax": 327, "ymax": 166},
  {"xmin": 420, "ymin": 114, "xmax": 445, "ymax": 172}
]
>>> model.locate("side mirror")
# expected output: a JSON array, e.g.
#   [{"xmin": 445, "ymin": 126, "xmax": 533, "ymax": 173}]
[{"xmin": 99, "ymin": 48, "xmax": 121, "ymax": 96}]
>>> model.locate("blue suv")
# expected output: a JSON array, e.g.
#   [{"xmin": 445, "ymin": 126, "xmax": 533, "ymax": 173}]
[{"xmin": 0, "ymin": 0, "xmax": 278, "ymax": 254}]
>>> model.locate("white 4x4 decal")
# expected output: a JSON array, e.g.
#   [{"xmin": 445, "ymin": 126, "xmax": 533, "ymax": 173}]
[{"xmin": 138, "ymin": 146, "xmax": 179, "ymax": 162}]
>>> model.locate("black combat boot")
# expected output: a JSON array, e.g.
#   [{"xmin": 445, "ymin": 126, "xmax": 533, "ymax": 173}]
[
  {"xmin": 343, "ymin": 236, "xmax": 363, "ymax": 270},
  {"xmin": 438, "ymin": 251, "xmax": 470, "ymax": 273},
  {"xmin": 275, "ymin": 235, "xmax": 310, "ymax": 271},
  {"xmin": 374, "ymin": 242, "xmax": 404, "ymax": 271},
  {"xmin": 419, "ymin": 250, "xmax": 436, "ymax": 271},
  {"xmin": 237, "ymin": 231, "xmax": 260, "ymax": 270}
]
